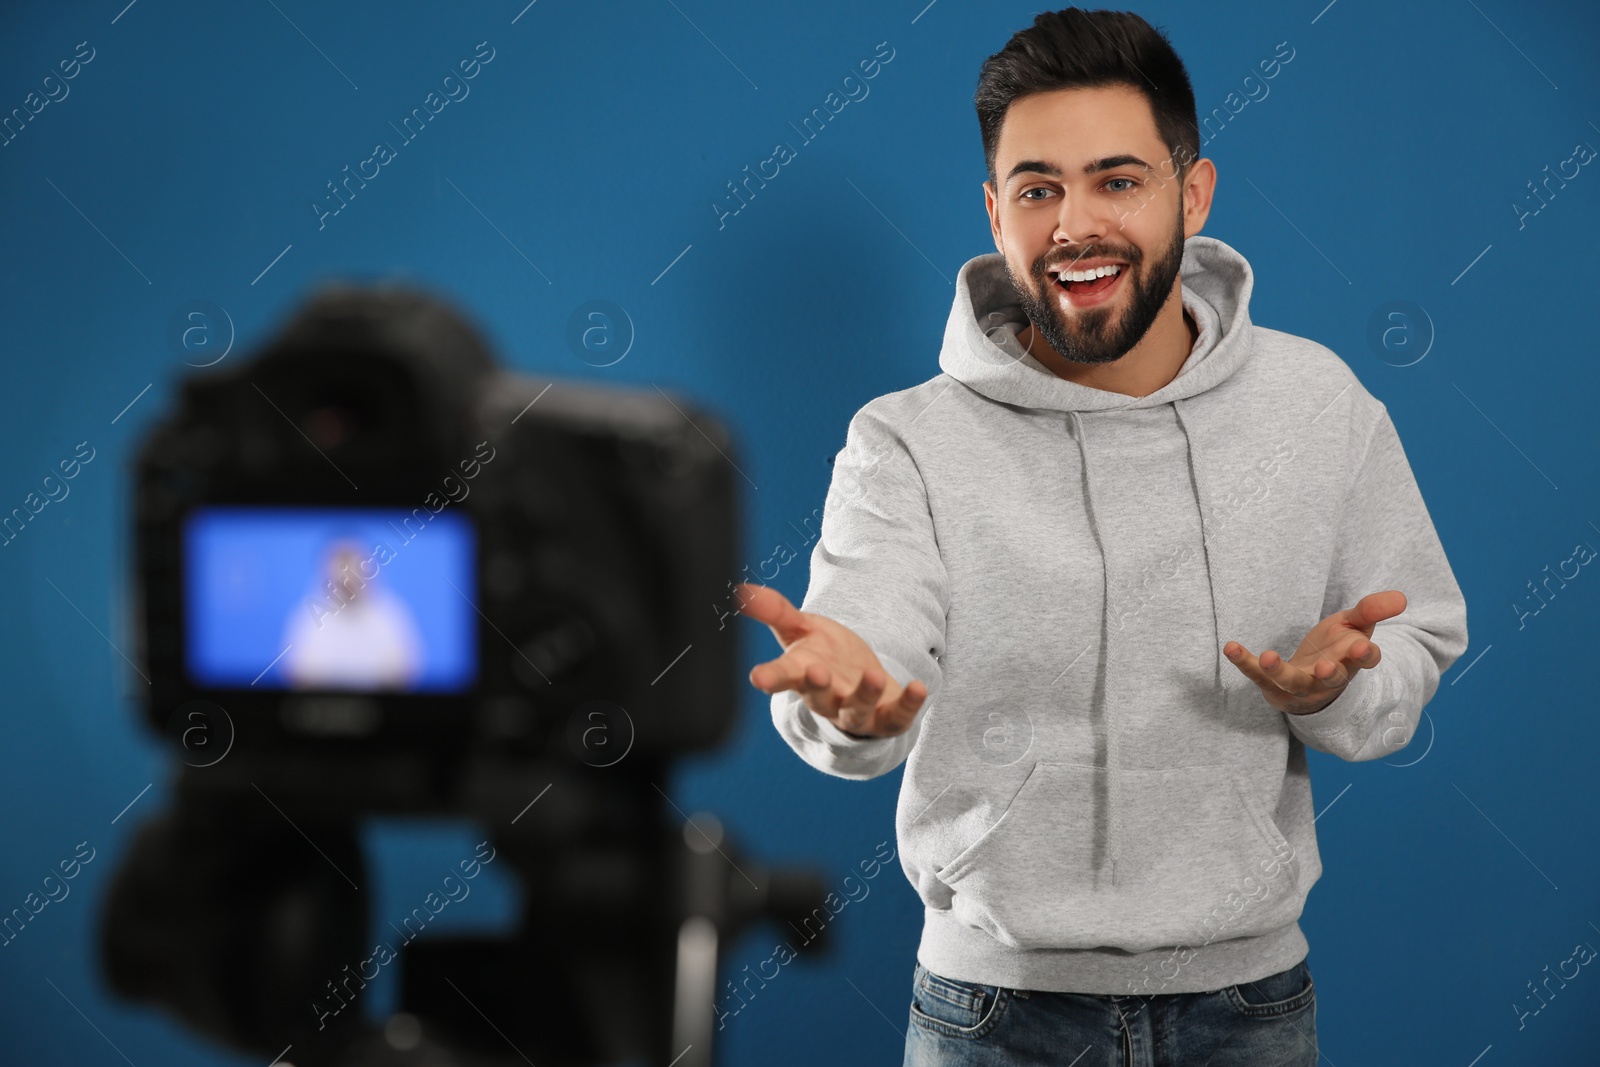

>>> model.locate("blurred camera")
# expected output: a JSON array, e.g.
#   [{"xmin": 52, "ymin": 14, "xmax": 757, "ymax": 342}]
[
  {"xmin": 99, "ymin": 286, "xmax": 827, "ymax": 1067},
  {"xmin": 136, "ymin": 283, "xmax": 737, "ymax": 782}
]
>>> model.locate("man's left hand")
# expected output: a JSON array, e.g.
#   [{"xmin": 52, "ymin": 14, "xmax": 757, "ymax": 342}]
[{"xmin": 1224, "ymin": 590, "xmax": 1407, "ymax": 715}]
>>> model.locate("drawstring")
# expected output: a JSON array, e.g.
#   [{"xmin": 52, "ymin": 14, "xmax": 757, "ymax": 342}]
[
  {"xmin": 1074, "ymin": 404, "xmax": 1220, "ymax": 888},
  {"xmin": 1070, "ymin": 410, "xmax": 1122, "ymax": 883},
  {"xmin": 1173, "ymin": 402, "xmax": 1225, "ymax": 710}
]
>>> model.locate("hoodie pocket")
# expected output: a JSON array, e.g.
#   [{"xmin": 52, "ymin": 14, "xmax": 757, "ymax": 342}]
[{"xmin": 932, "ymin": 762, "xmax": 1302, "ymax": 953}]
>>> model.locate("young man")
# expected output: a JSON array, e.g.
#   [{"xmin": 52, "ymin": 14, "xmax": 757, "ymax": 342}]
[{"xmin": 738, "ymin": 9, "xmax": 1468, "ymax": 1065}]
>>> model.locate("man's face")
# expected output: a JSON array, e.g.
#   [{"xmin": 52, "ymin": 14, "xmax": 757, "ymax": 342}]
[
  {"xmin": 327, "ymin": 542, "xmax": 366, "ymax": 596},
  {"xmin": 983, "ymin": 85, "xmax": 1203, "ymax": 366}
]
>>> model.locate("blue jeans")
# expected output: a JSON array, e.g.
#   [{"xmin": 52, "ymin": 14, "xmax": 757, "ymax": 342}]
[{"xmin": 903, "ymin": 957, "xmax": 1317, "ymax": 1066}]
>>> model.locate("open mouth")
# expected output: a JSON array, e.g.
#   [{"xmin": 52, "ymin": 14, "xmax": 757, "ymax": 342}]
[
  {"xmin": 1054, "ymin": 264, "xmax": 1123, "ymax": 293},
  {"xmin": 1052, "ymin": 263, "xmax": 1126, "ymax": 306}
]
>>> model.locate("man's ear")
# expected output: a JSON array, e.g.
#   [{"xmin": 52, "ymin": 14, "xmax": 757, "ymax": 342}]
[
  {"xmin": 983, "ymin": 180, "xmax": 1004, "ymax": 253},
  {"xmin": 1181, "ymin": 157, "xmax": 1217, "ymax": 240}
]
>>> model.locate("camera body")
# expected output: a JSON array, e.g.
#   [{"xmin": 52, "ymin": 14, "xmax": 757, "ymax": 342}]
[
  {"xmin": 131, "ymin": 285, "xmax": 739, "ymax": 810},
  {"xmin": 102, "ymin": 286, "xmax": 828, "ymax": 1067}
]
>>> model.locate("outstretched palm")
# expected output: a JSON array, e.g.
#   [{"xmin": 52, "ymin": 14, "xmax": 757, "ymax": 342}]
[
  {"xmin": 736, "ymin": 583, "xmax": 929, "ymax": 738},
  {"xmin": 1224, "ymin": 590, "xmax": 1406, "ymax": 715}
]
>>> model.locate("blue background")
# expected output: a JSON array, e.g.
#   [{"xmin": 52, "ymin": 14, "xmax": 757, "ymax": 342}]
[
  {"xmin": 1, "ymin": 1, "xmax": 1597, "ymax": 1064},
  {"xmin": 184, "ymin": 506, "xmax": 477, "ymax": 691}
]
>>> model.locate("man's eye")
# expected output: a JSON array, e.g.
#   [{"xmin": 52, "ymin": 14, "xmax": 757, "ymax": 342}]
[
  {"xmin": 1106, "ymin": 177, "xmax": 1138, "ymax": 192},
  {"xmin": 1020, "ymin": 187, "xmax": 1053, "ymax": 201}
]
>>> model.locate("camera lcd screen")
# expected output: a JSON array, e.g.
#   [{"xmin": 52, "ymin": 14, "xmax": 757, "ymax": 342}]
[{"xmin": 183, "ymin": 506, "xmax": 478, "ymax": 693}]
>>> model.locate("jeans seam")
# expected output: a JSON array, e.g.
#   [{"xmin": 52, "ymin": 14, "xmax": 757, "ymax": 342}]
[
  {"xmin": 909, "ymin": 993, "xmax": 1008, "ymax": 1039},
  {"xmin": 1223, "ymin": 971, "xmax": 1315, "ymax": 1017},
  {"xmin": 922, "ymin": 966, "xmax": 1008, "ymax": 1012}
]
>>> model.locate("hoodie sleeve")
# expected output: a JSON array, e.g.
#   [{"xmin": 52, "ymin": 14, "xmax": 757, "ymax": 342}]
[
  {"xmin": 770, "ymin": 401, "xmax": 950, "ymax": 781},
  {"xmin": 1284, "ymin": 404, "xmax": 1468, "ymax": 762}
]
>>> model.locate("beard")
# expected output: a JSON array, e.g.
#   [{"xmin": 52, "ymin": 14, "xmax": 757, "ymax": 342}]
[{"xmin": 1004, "ymin": 207, "xmax": 1186, "ymax": 366}]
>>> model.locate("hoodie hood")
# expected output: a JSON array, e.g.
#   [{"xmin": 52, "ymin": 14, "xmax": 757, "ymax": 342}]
[{"xmin": 938, "ymin": 235, "xmax": 1256, "ymax": 411}]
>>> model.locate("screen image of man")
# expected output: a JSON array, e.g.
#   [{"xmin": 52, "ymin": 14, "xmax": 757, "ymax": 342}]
[{"xmin": 282, "ymin": 538, "xmax": 424, "ymax": 691}]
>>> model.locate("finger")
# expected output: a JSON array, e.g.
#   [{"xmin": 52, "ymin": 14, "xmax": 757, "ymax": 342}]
[
  {"xmin": 1223, "ymin": 641, "xmax": 1287, "ymax": 694},
  {"xmin": 832, "ymin": 670, "xmax": 883, "ymax": 735},
  {"xmin": 897, "ymin": 679, "xmax": 929, "ymax": 715},
  {"xmin": 831, "ymin": 669, "xmax": 885, "ymax": 734},
  {"xmin": 1337, "ymin": 590, "xmax": 1407, "ymax": 634},
  {"xmin": 1325, "ymin": 637, "xmax": 1381, "ymax": 683},
  {"xmin": 1347, "ymin": 637, "xmax": 1381, "ymax": 670},
  {"xmin": 836, "ymin": 705, "xmax": 874, "ymax": 735},
  {"xmin": 747, "ymin": 659, "xmax": 788, "ymax": 693},
  {"xmin": 734, "ymin": 583, "xmax": 810, "ymax": 643},
  {"xmin": 1306, "ymin": 655, "xmax": 1349, "ymax": 689},
  {"xmin": 798, "ymin": 662, "xmax": 851, "ymax": 724},
  {"xmin": 878, "ymin": 680, "xmax": 929, "ymax": 734},
  {"xmin": 881, "ymin": 677, "xmax": 927, "ymax": 715},
  {"xmin": 1257, "ymin": 648, "xmax": 1321, "ymax": 696},
  {"xmin": 842, "ymin": 667, "xmax": 886, "ymax": 715},
  {"xmin": 748, "ymin": 654, "xmax": 814, "ymax": 694}
]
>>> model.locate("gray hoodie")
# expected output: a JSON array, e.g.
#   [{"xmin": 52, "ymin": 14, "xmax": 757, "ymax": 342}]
[{"xmin": 769, "ymin": 235, "xmax": 1469, "ymax": 995}]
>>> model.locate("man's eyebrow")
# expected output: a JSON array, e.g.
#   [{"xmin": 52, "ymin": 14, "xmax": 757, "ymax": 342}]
[
  {"xmin": 1004, "ymin": 154, "xmax": 1156, "ymax": 183},
  {"xmin": 1084, "ymin": 154, "xmax": 1155, "ymax": 175}
]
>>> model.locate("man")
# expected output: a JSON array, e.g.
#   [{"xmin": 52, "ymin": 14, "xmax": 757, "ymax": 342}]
[
  {"xmin": 738, "ymin": 8, "xmax": 1467, "ymax": 1065},
  {"xmin": 282, "ymin": 538, "xmax": 424, "ymax": 690}
]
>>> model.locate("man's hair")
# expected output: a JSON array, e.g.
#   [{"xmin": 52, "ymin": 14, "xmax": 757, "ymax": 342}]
[{"xmin": 975, "ymin": 8, "xmax": 1199, "ymax": 190}]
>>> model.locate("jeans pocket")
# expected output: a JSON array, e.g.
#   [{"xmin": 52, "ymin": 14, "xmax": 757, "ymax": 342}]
[
  {"xmin": 909, "ymin": 962, "xmax": 1008, "ymax": 1038},
  {"xmin": 1223, "ymin": 960, "xmax": 1315, "ymax": 1018}
]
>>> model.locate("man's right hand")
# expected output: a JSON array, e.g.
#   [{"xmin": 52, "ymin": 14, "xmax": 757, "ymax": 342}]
[{"xmin": 736, "ymin": 583, "xmax": 929, "ymax": 739}]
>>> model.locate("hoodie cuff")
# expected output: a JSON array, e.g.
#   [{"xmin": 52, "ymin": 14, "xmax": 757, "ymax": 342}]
[
  {"xmin": 810, "ymin": 648, "xmax": 922, "ymax": 747},
  {"xmin": 777, "ymin": 689, "xmax": 899, "ymax": 764},
  {"xmin": 814, "ymin": 713, "xmax": 897, "ymax": 748},
  {"xmin": 768, "ymin": 649, "xmax": 928, "ymax": 779},
  {"xmin": 1285, "ymin": 660, "xmax": 1381, "ymax": 735}
]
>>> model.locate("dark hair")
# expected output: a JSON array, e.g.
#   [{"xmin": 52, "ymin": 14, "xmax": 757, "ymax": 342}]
[{"xmin": 975, "ymin": 8, "xmax": 1199, "ymax": 189}]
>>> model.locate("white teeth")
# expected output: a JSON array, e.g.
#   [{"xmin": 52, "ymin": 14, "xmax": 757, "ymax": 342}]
[{"xmin": 1058, "ymin": 264, "xmax": 1122, "ymax": 283}]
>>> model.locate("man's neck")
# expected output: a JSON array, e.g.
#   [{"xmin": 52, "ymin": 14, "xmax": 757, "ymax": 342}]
[{"xmin": 1019, "ymin": 289, "xmax": 1197, "ymax": 399}]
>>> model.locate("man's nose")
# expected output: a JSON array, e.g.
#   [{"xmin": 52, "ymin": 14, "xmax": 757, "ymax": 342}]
[{"xmin": 1052, "ymin": 189, "xmax": 1111, "ymax": 248}]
